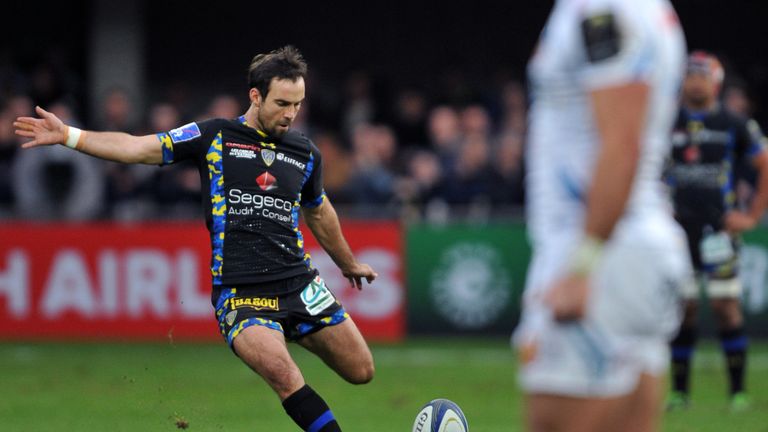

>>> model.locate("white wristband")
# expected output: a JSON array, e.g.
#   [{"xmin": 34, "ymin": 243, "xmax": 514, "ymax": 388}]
[
  {"xmin": 569, "ymin": 235, "xmax": 605, "ymax": 276},
  {"xmin": 65, "ymin": 126, "xmax": 82, "ymax": 149}
]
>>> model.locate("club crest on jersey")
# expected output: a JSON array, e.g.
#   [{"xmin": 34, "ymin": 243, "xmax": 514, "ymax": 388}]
[
  {"xmin": 168, "ymin": 122, "xmax": 201, "ymax": 143},
  {"xmin": 261, "ymin": 149, "xmax": 276, "ymax": 166},
  {"xmin": 256, "ymin": 171, "xmax": 278, "ymax": 191}
]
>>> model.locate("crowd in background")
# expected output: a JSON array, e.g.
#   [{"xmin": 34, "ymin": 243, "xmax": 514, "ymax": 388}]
[{"xmin": 0, "ymin": 56, "xmax": 758, "ymax": 223}]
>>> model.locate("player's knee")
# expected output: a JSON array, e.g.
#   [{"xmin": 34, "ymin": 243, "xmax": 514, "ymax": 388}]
[{"xmin": 346, "ymin": 358, "xmax": 375, "ymax": 385}]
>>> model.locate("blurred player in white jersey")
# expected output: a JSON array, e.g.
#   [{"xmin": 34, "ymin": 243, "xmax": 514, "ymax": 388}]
[{"xmin": 514, "ymin": 0, "xmax": 691, "ymax": 431}]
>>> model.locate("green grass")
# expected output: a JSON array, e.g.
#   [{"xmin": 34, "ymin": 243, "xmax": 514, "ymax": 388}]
[{"xmin": 0, "ymin": 339, "xmax": 766, "ymax": 431}]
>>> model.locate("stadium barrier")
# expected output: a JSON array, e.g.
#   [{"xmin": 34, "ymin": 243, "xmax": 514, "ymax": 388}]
[
  {"xmin": 3, "ymin": 222, "xmax": 768, "ymax": 340},
  {"xmin": 406, "ymin": 223, "xmax": 529, "ymax": 335},
  {"xmin": 0, "ymin": 222, "xmax": 404, "ymax": 342}
]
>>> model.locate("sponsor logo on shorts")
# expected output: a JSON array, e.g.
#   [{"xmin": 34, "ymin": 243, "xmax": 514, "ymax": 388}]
[
  {"xmin": 230, "ymin": 297, "xmax": 279, "ymax": 311},
  {"xmin": 301, "ymin": 276, "xmax": 336, "ymax": 316},
  {"xmin": 169, "ymin": 122, "xmax": 201, "ymax": 143}
]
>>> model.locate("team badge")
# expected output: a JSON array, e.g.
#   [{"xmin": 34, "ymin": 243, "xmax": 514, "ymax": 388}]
[
  {"xmin": 225, "ymin": 310, "xmax": 237, "ymax": 326},
  {"xmin": 261, "ymin": 149, "xmax": 276, "ymax": 167}
]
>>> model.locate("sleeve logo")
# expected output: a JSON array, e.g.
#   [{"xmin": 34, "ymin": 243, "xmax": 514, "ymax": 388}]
[{"xmin": 169, "ymin": 122, "xmax": 202, "ymax": 143}]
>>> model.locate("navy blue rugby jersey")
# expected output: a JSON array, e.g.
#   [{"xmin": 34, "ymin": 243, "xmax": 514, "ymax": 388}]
[
  {"xmin": 666, "ymin": 107, "xmax": 766, "ymax": 224},
  {"xmin": 157, "ymin": 116, "xmax": 326, "ymax": 286}
]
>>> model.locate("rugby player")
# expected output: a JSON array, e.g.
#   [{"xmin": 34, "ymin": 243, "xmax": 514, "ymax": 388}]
[
  {"xmin": 14, "ymin": 46, "xmax": 375, "ymax": 432},
  {"xmin": 514, "ymin": 1, "xmax": 690, "ymax": 431},
  {"xmin": 665, "ymin": 51, "xmax": 768, "ymax": 411}
]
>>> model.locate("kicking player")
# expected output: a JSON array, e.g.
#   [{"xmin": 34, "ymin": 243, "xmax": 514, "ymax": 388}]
[
  {"xmin": 665, "ymin": 51, "xmax": 768, "ymax": 411},
  {"xmin": 513, "ymin": 1, "xmax": 690, "ymax": 431},
  {"xmin": 15, "ymin": 46, "xmax": 375, "ymax": 432}
]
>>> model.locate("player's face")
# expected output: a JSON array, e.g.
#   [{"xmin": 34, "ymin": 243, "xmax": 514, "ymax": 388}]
[
  {"xmin": 682, "ymin": 72, "xmax": 717, "ymax": 107},
  {"xmin": 257, "ymin": 77, "xmax": 305, "ymax": 137}
]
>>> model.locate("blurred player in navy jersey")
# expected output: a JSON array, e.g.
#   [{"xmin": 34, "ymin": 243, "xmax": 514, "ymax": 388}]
[
  {"xmin": 665, "ymin": 51, "xmax": 768, "ymax": 412},
  {"xmin": 15, "ymin": 46, "xmax": 376, "ymax": 432},
  {"xmin": 514, "ymin": 0, "xmax": 690, "ymax": 431}
]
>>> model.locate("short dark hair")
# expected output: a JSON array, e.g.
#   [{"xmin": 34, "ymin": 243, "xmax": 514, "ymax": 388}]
[{"xmin": 248, "ymin": 46, "xmax": 308, "ymax": 99}]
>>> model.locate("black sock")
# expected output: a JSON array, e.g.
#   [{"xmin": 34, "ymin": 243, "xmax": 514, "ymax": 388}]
[
  {"xmin": 720, "ymin": 327, "xmax": 748, "ymax": 395},
  {"xmin": 282, "ymin": 385, "xmax": 341, "ymax": 432},
  {"xmin": 671, "ymin": 326, "xmax": 697, "ymax": 395}
]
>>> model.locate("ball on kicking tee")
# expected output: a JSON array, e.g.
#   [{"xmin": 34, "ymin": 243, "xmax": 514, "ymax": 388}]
[{"xmin": 412, "ymin": 399, "xmax": 469, "ymax": 432}]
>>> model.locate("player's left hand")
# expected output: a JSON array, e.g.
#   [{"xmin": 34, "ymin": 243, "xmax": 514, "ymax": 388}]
[
  {"xmin": 724, "ymin": 211, "xmax": 757, "ymax": 234},
  {"xmin": 544, "ymin": 273, "xmax": 590, "ymax": 322},
  {"xmin": 341, "ymin": 263, "xmax": 378, "ymax": 290}
]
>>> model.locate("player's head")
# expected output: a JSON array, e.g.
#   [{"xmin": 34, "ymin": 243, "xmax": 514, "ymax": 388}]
[
  {"xmin": 248, "ymin": 45, "xmax": 307, "ymax": 137},
  {"xmin": 682, "ymin": 51, "xmax": 724, "ymax": 109}
]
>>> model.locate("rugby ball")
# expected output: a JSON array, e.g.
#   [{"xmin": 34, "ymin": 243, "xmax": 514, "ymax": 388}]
[{"xmin": 412, "ymin": 399, "xmax": 469, "ymax": 432}]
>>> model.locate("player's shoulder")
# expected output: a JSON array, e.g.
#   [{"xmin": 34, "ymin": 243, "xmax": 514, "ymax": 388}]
[
  {"xmin": 712, "ymin": 108, "xmax": 750, "ymax": 128},
  {"xmin": 283, "ymin": 129, "xmax": 318, "ymax": 153}
]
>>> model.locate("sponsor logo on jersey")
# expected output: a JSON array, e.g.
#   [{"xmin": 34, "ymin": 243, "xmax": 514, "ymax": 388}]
[
  {"xmin": 256, "ymin": 171, "xmax": 278, "ymax": 191},
  {"xmin": 684, "ymin": 145, "xmax": 700, "ymax": 163},
  {"xmin": 169, "ymin": 122, "xmax": 201, "ymax": 143},
  {"xmin": 228, "ymin": 148, "xmax": 257, "ymax": 159},
  {"xmin": 230, "ymin": 296, "xmax": 279, "ymax": 311},
  {"xmin": 227, "ymin": 188, "xmax": 293, "ymax": 223},
  {"xmin": 261, "ymin": 149, "xmax": 276, "ymax": 166},
  {"xmin": 225, "ymin": 142, "xmax": 261, "ymax": 151},
  {"xmin": 276, "ymin": 152, "xmax": 306, "ymax": 169}
]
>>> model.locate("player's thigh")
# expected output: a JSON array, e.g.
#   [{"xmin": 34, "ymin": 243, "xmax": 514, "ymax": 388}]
[
  {"xmin": 297, "ymin": 317, "xmax": 374, "ymax": 384},
  {"xmin": 233, "ymin": 324, "xmax": 305, "ymax": 398},
  {"xmin": 623, "ymin": 373, "xmax": 663, "ymax": 432},
  {"xmin": 525, "ymin": 391, "xmax": 630, "ymax": 432}
]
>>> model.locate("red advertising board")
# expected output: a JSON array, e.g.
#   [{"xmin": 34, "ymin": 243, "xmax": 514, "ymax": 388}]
[{"xmin": 0, "ymin": 222, "xmax": 404, "ymax": 342}]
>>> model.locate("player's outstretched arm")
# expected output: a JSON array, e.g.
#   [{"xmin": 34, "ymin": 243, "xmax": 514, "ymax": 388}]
[
  {"xmin": 302, "ymin": 199, "xmax": 377, "ymax": 290},
  {"xmin": 14, "ymin": 106, "xmax": 163, "ymax": 165}
]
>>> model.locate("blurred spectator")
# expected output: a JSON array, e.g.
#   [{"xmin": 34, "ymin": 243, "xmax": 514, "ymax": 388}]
[
  {"xmin": 427, "ymin": 105, "xmax": 462, "ymax": 170},
  {"xmin": 460, "ymin": 104, "xmax": 492, "ymax": 139},
  {"xmin": 7, "ymin": 95, "xmax": 34, "ymax": 121},
  {"xmin": 435, "ymin": 131, "xmax": 493, "ymax": 209},
  {"xmin": 342, "ymin": 72, "xmax": 375, "ymax": 141},
  {"xmin": 148, "ymin": 102, "xmax": 201, "ymax": 219},
  {"xmin": 499, "ymin": 80, "xmax": 527, "ymax": 134},
  {"xmin": 29, "ymin": 64, "xmax": 64, "ymax": 108},
  {"xmin": 489, "ymin": 132, "xmax": 525, "ymax": 206},
  {"xmin": 391, "ymin": 89, "xmax": 429, "ymax": 149},
  {"xmin": 0, "ymin": 105, "xmax": 19, "ymax": 215},
  {"xmin": 12, "ymin": 101, "xmax": 105, "ymax": 220},
  {"xmin": 724, "ymin": 84, "xmax": 752, "ymax": 118},
  {"xmin": 346, "ymin": 124, "xmax": 397, "ymax": 215},
  {"xmin": 99, "ymin": 89, "xmax": 152, "ymax": 220},
  {"xmin": 98, "ymin": 87, "xmax": 137, "ymax": 132},
  {"xmin": 313, "ymin": 131, "xmax": 353, "ymax": 203},
  {"xmin": 397, "ymin": 150, "xmax": 443, "ymax": 222},
  {"xmin": 205, "ymin": 94, "xmax": 242, "ymax": 120}
]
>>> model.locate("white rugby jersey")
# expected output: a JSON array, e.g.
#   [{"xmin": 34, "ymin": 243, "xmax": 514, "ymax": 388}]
[{"xmin": 526, "ymin": 0, "xmax": 686, "ymax": 248}]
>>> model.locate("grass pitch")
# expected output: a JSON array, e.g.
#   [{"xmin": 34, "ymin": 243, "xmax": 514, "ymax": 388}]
[{"xmin": 0, "ymin": 339, "xmax": 766, "ymax": 431}]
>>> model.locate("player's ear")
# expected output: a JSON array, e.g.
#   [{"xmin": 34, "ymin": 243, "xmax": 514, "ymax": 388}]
[{"xmin": 249, "ymin": 88, "xmax": 262, "ymax": 108}]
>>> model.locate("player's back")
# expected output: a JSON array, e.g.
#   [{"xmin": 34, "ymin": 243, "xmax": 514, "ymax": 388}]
[{"xmin": 526, "ymin": 0, "xmax": 686, "ymax": 248}]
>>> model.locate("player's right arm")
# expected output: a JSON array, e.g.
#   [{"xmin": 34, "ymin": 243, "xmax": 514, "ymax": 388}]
[{"xmin": 14, "ymin": 106, "xmax": 162, "ymax": 165}]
